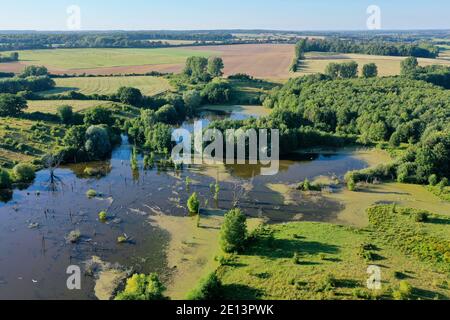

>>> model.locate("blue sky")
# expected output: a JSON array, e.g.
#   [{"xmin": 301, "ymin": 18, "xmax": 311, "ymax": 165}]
[{"xmin": 0, "ymin": 0, "xmax": 449, "ymax": 31}]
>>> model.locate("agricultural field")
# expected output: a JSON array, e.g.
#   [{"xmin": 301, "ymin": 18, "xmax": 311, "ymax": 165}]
[
  {"xmin": 42, "ymin": 76, "xmax": 172, "ymax": 96},
  {"xmin": 0, "ymin": 44, "xmax": 297, "ymax": 80},
  {"xmin": 25, "ymin": 100, "xmax": 117, "ymax": 114},
  {"xmin": 294, "ymin": 52, "xmax": 450, "ymax": 77}
]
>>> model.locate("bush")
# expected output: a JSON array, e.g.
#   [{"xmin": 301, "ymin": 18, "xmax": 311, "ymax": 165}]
[
  {"xmin": 186, "ymin": 272, "xmax": 223, "ymax": 300},
  {"xmin": 0, "ymin": 168, "xmax": 12, "ymax": 189},
  {"xmin": 413, "ymin": 211, "xmax": 429, "ymax": 222},
  {"xmin": 86, "ymin": 189, "xmax": 97, "ymax": 198},
  {"xmin": 98, "ymin": 211, "xmax": 107, "ymax": 222},
  {"xmin": 220, "ymin": 208, "xmax": 247, "ymax": 253},
  {"xmin": 115, "ymin": 273, "xmax": 166, "ymax": 300},
  {"xmin": 0, "ymin": 94, "xmax": 27, "ymax": 117},
  {"xmin": 392, "ymin": 281, "xmax": 413, "ymax": 300},
  {"xmin": 12, "ymin": 163, "xmax": 35, "ymax": 183},
  {"xmin": 347, "ymin": 178, "xmax": 356, "ymax": 191},
  {"xmin": 187, "ymin": 192, "xmax": 200, "ymax": 214},
  {"xmin": 57, "ymin": 105, "xmax": 73, "ymax": 124}
]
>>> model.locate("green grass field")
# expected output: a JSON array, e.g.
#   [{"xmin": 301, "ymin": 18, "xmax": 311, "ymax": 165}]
[
  {"xmin": 25, "ymin": 100, "xmax": 111, "ymax": 113},
  {"xmin": 217, "ymin": 205, "xmax": 450, "ymax": 300},
  {"xmin": 0, "ymin": 117, "xmax": 65, "ymax": 167},
  {"xmin": 11, "ymin": 48, "xmax": 215, "ymax": 70},
  {"xmin": 42, "ymin": 76, "xmax": 172, "ymax": 96}
]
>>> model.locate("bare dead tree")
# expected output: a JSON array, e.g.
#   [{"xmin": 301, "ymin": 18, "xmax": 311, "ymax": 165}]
[
  {"xmin": 43, "ymin": 152, "xmax": 64, "ymax": 191},
  {"xmin": 231, "ymin": 172, "xmax": 255, "ymax": 208}
]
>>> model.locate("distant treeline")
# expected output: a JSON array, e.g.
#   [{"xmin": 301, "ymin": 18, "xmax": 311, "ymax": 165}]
[
  {"xmin": 0, "ymin": 52, "xmax": 19, "ymax": 62},
  {"xmin": 301, "ymin": 38, "xmax": 439, "ymax": 58},
  {"xmin": 0, "ymin": 32, "xmax": 234, "ymax": 51},
  {"xmin": 0, "ymin": 76, "xmax": 55, "ymax": 94}
]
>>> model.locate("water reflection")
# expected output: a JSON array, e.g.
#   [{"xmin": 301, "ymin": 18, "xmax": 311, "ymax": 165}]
[{"xmin": 0, "ymin": 106, "xmax": 372, "ymax": 299}]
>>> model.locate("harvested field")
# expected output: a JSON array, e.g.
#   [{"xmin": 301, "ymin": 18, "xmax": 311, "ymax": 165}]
[
  {"xmin": 295, "ymin": 52, "xmax": 450, "ymax": 77},
  {"xmin": 189, "ymin": 44, "xmax": 295, "ymax": 79},
  {"xmin": 0, "ymin": 44, "xmax": 296, "ymax": 80}
]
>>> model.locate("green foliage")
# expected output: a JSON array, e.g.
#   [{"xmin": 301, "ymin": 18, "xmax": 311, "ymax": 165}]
[
  {"xmin": 83, "ymin": 106, "xmax": 114, "ymax": 126},
  {"xmin": 347, "ymin": 178, "xmax": 356, "ymax": 191},
  {"xmin": 292, "ymin": 252, "xmax": 301, "ymax": 264},
  {"xmin": 183, "ymin": 56, "xmax": 210, "ymax": 82},
  {"xmin": 413, "ymin": 211, "xmax": 429, "ymax": 223},
  {"xmin": 117, "ymin": 86, "xmax": 143, "ymax": 106},
  {"xmin": 145, "ymin": 122, "xmax": 173, "ymax": 153},
  {"xmin": 325, "ymin": 62, "xmax": 358, "ymax": 79},
  {"xmin": 392, "ymin": 281, "xmax": 413, "ymax": 300},
  {"xmin": 220, "ymin": 208, "xmax": 247, "ymax": 253},
  {"xmin": 21, "ymin": 65, "xmax": 48, "ymax": 77},
  {"xmin": 0, "ymin": 168, "xmax": 12, "ymax": 189},
  {"xmin": 12, "ymin": 163, "xmax": 35, "ymax": 183},
  {"xmin": 302, "ymin": 38, "xmax": 438, "ymax": 58},
  {"xmin": 296, "ymin": 178, "xmax": 322, "ymax": 191},
  {"xmin": 183, "ymin": 89, "xmax": 202, "ymax": 116},
  {"xmin": 201, "ymin": 79, "xmax": 231, "ymax": 104},
  {"xmin": 115, "ymin": 273, "xmax": 166, "ymax": 300},
  {"xmin": 98, "ymin": 211, "xmax": 107, "ymax": 222},
  {"xmin": 85, "ymin": 125, "xmax": 112, "ymax": 160},
  {"xmin": 86, "ymin": 189, "xmax": 97, "ymax": 198},
  {"xmin": 362, "ymin": 63, "xmax": 378, "ymax": 78},
  {"xmin": 367, "ymin": 205, "xmax": 450, "ymax": 271},
  {"xmin": 428, "ymin": 174, "xmax": 438, "ymax": 186},
  {"xmin": 0, "ymin": 94, "xmax": 27, "ymax": 116},
  {"xmin": 155, "ymin": 104, "xmax": 178, "ymax": 124},
  {"xmin": 187, "ymin": 272, "xmax": 223, "ymax": 300},
  {"xmin": 207, "ymin": 57, "xmax": 224, "ymax": 78},
  {"xmin": 400, "ymin": 57, "xmax": 419, "ymax": 76},
  {"xmin": 187, "ymin": 192, "xmax": 200, "ymax": 214},
  {"xmin": 56, "ymin": 105, "xmax": 73, "ymax": 124},
  {"xmin": 131, "ymin": 147, "xmax": 138, "ymax": 170}
]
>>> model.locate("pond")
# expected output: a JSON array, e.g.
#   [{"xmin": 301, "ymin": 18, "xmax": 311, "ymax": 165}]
[{"xmin": 0, "ymin": 105, "xmax": 376, "ymax": 299}]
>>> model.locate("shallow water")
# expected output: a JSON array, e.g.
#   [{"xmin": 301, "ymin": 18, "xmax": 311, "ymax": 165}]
[{"xmin": 0, "ymin": 106, "xmax": 372, "ymax": 299}]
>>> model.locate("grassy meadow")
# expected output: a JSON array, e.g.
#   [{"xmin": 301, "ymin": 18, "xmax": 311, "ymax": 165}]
[
  {"xmin": 10, "ymin": 48, "xmax": 215, "ymax": 70},
  {"xmin": 217, "ymin": 205, "xmax": 450, "ymax": 300},
  {"xmin": 25, "ymin": 100, "xmax": 110, "ymax": 113},
  {"xmin": 42, "ymin": 76, "xmax": 172, "ymax": 96},
  {"xmin": 0, "ymin": 117, "xmax": 65, "ymax": 167}
]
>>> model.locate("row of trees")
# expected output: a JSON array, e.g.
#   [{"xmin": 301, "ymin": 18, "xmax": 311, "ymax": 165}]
[
  {"xmin": 401, "ymin": 56, "xmax": 450, "ymax": 89},
  {"xmin": 183, "ymin": 56, "xmax": 224, "ymax": 82},
  {"xmin": 0, "ymin": 76, "xmax": 55, "ymax": 94},
  {"xmin": 301, "ymin": 38, "xmax": 439, "ymax": 58},
  {"xmin": 0, "ymin": 32, "xmax": 234, "ymax": 51},
  {"xmin": 0, "ymin": 52, "xmax": 19, "ymax": 63},
  {"xmin": 324, "ymin": 61, "xmax": 378, "ymax": 79}
]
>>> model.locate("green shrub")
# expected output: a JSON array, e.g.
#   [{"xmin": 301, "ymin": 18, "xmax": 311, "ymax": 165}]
[
  {"xmin": 98, "ymin": 211, "xmax": 107, "ymax": 222},
  {"xmin": 86, "ymin": 189, "xmax": 97, "ymax": 198},
  {"xmin": 393, "ymin": 281, "xmax": 413, "ymax": 300},
  {"xmin": 428, "ymin": 174, "xmax": 438, "ymax": 186},
  {"xmin": 292, "ymin": 252, "xmax": 301, "ymax": 264},
  {"xmin": 352, "ymin": 288, "xmax": 372, "ymax": 299},
  {"xmin": 187, "ymin": 192, "xmax": 200, "ymax": 214},
  {"xmin": 186, "ymin": 272, "xmax": 223, "ymax": 300},
  {"xmin": 347, "ymin": 178, "xmax": 356, "ymax": 191},
  {"xmin": 413, "ymin": 211, "xmax": 429, "ymax": 222},
  {"xmin": 0, "ymin": 168, "xmax": 12, "ymax": 189},
  {"xmin": 12, "ymin": 163, "xmax": 35, "ymax": 183},
  {"xmin": 115, "ymin": 273, "xmax": 166, "ymax": 300},
  {"xmin": 220, "ymin": 208, "xmax": 247, "ymax": 253}
]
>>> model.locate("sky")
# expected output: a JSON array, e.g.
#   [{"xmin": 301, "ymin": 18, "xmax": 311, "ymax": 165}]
[{"xmin": 0, "ymin": 0, "xmax": 449, "ymax": 31}]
